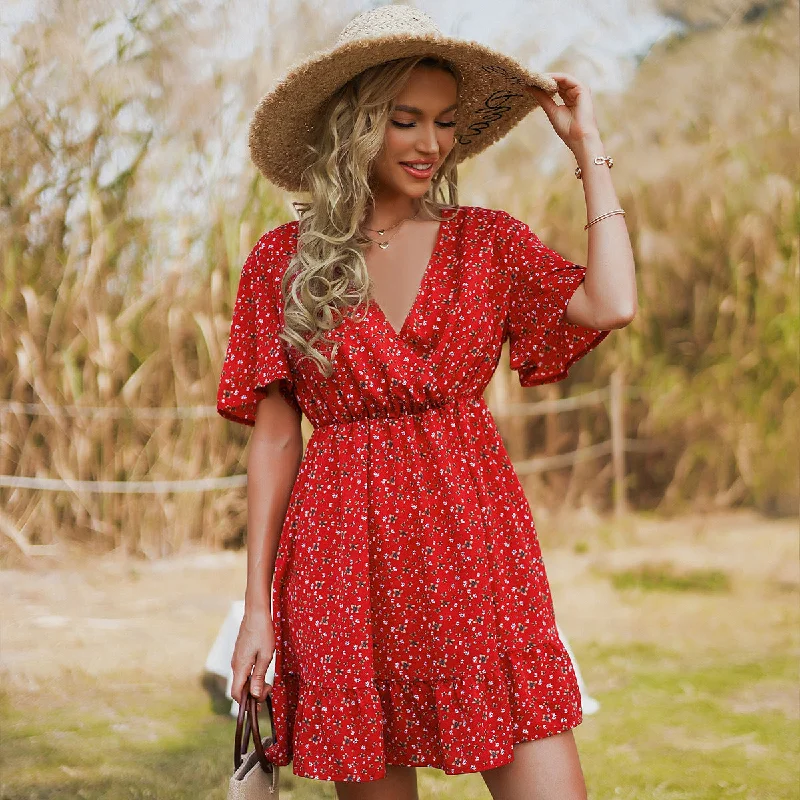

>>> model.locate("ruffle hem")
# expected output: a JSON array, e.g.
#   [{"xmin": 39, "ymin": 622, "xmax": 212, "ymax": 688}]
[{"xmin": 263, "ymin": 641, "xmax": 583, "ymax": 782}]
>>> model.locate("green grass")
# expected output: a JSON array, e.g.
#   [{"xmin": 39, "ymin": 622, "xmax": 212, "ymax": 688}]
[
  {"xmin": 1, "ymin": 649, "xmax": 796, "ymax": 800},
  {"xmin": 575, "ymin": 646, "xmax": 799, "ymax": 799},
  {"xmin": 608, "ymin": 562, "xmax": 733, "ymax": 593}
]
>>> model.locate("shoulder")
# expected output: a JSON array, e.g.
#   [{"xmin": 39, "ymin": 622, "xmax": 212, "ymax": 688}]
[
  {"xmin": 233, "ymin": 221, "xmax": 298, "ymax": 313},
  {"xmin": 450, "ymin": 206, "xmax": 534, "ymax": 257},
  {"xmin": 452, "ymin": 205, "xmax": 530, "ymax": 238},
  {"xmin": 251, "ymin": 220, "xmax": 299, "ymax": 263},
  {"xmin": 242, "ymin": 220, "xmax": 298, "ymax": 282}
]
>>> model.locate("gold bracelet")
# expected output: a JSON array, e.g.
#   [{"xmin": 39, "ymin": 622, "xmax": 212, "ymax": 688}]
[
  {"xmin": 575, "ymin": 155, "xmax": 614, "ymax": 179},
  {"xmin": 584, "ymin": 209, "xmax": 626, "ymax": 230}
]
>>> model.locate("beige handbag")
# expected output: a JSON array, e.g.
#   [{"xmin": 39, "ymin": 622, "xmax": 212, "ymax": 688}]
[{"xmin": 227, "ymin": 675, "xmax": 280, "ymax": 798}]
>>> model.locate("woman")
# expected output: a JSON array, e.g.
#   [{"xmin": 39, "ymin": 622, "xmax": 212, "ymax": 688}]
[{"xmin": 217, "ymin": 6, "xmax": 636, "ymax": 799}]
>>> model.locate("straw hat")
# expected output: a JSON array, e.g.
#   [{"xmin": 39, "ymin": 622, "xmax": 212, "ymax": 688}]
[{"xmin": 249, "ymin": 5, "xmax": 558, "ymax": 191}]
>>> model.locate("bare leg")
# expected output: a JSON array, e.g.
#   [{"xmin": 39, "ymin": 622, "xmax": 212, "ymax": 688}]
[
  {"xmin": 335, "ymin": 765, "xmax": 419, "ymax": 800},
  {"xmin": 480, "ymin": 730, "xmax": 588, "ymax": 800}
]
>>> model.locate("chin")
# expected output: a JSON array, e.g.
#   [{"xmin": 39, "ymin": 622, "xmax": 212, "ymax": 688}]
[
  {"xmin": 406, "ymin": 185, "xmax": 431, "ymax": 200},
  {"xmin": 373, "ymin": 169, "xmax": 434, "ymax": 200},
  {"xmin": 396, "ymin": 177, "xmax": 433, "ymax": 198}
]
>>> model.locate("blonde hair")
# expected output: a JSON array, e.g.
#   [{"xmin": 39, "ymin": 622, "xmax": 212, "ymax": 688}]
[{"xmin": 279, "ymin": 56, "xmax": 461, "ymax": 377}]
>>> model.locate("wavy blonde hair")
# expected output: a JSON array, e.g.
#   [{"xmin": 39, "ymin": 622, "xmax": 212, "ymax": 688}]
[{"xmin": 278, "ymin": 55, "xmax": 461, "ymax": 377}]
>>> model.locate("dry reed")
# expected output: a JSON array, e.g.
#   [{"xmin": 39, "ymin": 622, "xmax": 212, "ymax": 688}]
[{"xmin": 1, "ymin": 0, "xmax": 797, "ymax": 561}]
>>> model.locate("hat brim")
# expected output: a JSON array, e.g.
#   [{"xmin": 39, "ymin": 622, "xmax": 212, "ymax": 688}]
[{"xmin": 249, "ymin": 34, "xmax": 558, "ymax": 192}]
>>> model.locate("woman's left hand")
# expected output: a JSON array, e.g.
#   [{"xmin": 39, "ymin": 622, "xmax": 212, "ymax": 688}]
[{"xmin": 525, "ymin": 72, "xmax": 601, "ymax": 152}]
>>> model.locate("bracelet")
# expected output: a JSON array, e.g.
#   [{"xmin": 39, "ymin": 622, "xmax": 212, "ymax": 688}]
[
  {"xmin": 575, "ymin": 155, "xmax": 614, "ymax": 180},
  {"xmin": 584, "ymin": 208, "xmax": 626, "ymax": 230}
]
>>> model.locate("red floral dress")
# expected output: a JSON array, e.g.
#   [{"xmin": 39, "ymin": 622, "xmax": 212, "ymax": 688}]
[{"xmin": 217, "ymin": 205, "xmax": 610, "ymax": 782}]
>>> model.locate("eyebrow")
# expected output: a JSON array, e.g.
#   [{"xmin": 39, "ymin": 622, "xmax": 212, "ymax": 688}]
[{"xmin": 393, "ymin": 103, "xmax": 458, "ymax": 115}]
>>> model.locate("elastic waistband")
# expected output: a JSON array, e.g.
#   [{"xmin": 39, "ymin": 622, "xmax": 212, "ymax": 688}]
[{"xmin": 312, "ymin": 394, "xmax": 483, "ymax": 430}]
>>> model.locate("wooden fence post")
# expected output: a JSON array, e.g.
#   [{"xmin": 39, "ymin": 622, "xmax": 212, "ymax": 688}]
[{"xmin": 610, "ymin": 367, "xmax": 626, "ymax": 517}]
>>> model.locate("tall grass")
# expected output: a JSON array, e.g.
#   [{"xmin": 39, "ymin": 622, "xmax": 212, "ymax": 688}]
[
  {"xmin": 1, "ymin": 1, "xmax": 797, "ymax": 560},
  {"xmin": 0, "ymin": 1, "xmax": 303, "ymax": 557},
  {"xmin": 467, "ymin": 0, "xmax": 800, "ymax": 515}
]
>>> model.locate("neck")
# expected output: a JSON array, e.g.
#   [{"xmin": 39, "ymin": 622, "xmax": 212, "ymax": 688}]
[{"xmin": 366, "ymin": 188, "xmax": 420, "ymax": 229}]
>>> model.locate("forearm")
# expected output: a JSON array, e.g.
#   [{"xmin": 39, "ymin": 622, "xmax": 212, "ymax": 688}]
[
  {"xmin": 569, "ymin": 133, "xmax": 638, "ymax": 329},
  {"xmin": 243, "ymin": 428, "xmax": 303, "ymax": 615}
]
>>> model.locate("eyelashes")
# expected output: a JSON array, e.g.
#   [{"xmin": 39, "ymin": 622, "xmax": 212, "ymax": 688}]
[{"xmin": 390, "ymin": 121, "xmax": 457, "ymax": 129}]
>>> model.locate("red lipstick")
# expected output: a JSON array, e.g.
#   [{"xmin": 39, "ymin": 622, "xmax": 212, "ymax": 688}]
[{"xmin": 400, "ymin": 160, "xmax": 436, "ymax": 179}]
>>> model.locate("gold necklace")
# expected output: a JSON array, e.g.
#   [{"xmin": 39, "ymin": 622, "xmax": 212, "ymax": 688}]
[{"xmin": 365, "ymin": 208, "xmax": 421, "ymax": 250}]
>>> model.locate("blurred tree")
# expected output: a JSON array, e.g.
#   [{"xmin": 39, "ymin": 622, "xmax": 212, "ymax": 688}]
[
  {"xmin": 1, "ymin": 0, "xmax": 797, "ymax": 559},
  {"xmin": 656, "ymin": 0, "xmax": 787, "ymax": 29}
]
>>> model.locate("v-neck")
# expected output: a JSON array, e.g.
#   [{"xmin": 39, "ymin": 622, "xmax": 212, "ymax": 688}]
[{"xmin": 369, "ymin": 209, "xmax": 453, "ymax": 341}]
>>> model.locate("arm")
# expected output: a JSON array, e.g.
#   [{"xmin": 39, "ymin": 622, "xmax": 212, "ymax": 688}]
[
  {"xmin": 231, "ymin": 382, "xmax": 303, "ymax": 705},
  {"xmin": 244, "ymin": 383, "xmax": 304, "ymax": 612},
  {"xmin": 526, "ymin": 74, "xmax": 638, "ymax": 330},
  {"xmin": 565, "ymin": 132, "xmax": 638, "ymax": 330}
]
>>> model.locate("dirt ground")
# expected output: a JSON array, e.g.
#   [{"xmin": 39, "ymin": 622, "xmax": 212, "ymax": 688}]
[{"xmin": 2, "ymin": 509, "xmax": 797, "ymax": 698}]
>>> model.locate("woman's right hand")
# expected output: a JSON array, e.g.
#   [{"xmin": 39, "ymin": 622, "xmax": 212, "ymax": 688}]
[{"xmin": 230, "ymin": 608, "xmax": 276, "ymax": 710}]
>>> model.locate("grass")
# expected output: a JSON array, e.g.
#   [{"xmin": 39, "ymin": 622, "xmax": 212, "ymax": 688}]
[
  {"xmin": 2, "ymin": 509, "xmax": 797, "ymax": 798},
  {"xmin": 608, "ymin": 562, "xmax": 732, "ymax": 593},
  {"xmin": 1, "ymin": 648, "xmax": 796, "ymax": 800},
  {"xmin": 576, "ymin": 647, "xmax": 799, "ymax": 800}
]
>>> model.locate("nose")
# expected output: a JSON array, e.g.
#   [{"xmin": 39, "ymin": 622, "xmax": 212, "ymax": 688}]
[{"xmin": 416, "ymin": 122, "xmax": 439, "ymax": 156}]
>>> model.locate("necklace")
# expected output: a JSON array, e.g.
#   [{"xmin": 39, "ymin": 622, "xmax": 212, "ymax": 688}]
[{"xmin": 365, "ymin": 208, "xmax": 421, "ymax": 250}]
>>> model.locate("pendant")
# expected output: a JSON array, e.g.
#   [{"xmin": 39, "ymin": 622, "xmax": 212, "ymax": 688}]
[
  {"xmin": 378, "ymin": 242, "xmax": 389, "ymax": 250},
  {"xmin": 377, "ymin": 229, "xmax": 386, "ymax": 236}
]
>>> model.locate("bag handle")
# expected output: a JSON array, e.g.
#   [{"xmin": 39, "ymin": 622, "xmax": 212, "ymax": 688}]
[{"xmin": 233, "ymin": 674, "xmax": 277, "ymax": 774}]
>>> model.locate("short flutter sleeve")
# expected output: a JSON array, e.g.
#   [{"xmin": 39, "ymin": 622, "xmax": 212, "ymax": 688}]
[
  {"xmin": 502, "ymin": 215, "xmax": 610, "ymax": 387},
  {"xmin": 216, "ymin": 229, "xmax": 300, "ymax": 426}
]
